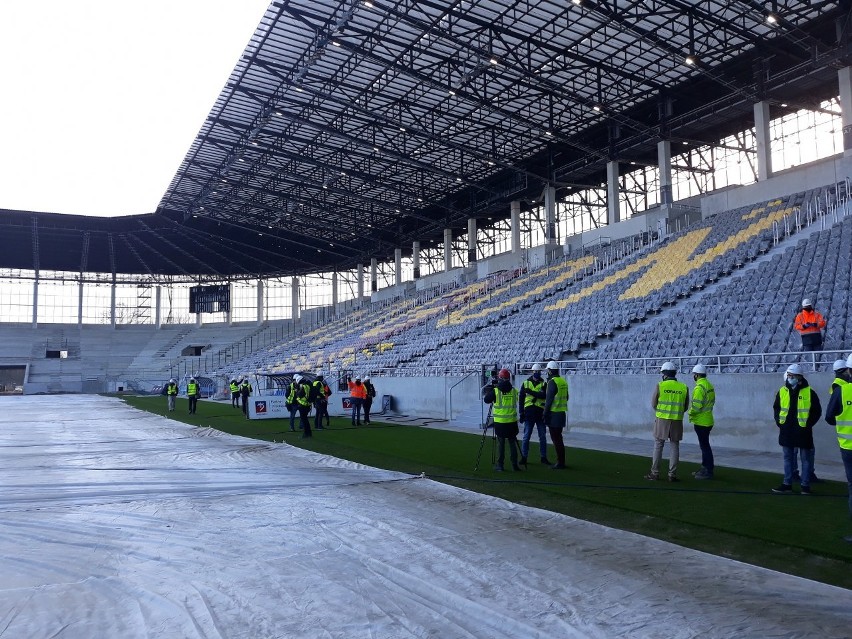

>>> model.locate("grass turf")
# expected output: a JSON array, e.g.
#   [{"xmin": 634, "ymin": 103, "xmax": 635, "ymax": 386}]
[{"xmin": 121, "ymin": 395, "xmax": 852, "ymax": 589}]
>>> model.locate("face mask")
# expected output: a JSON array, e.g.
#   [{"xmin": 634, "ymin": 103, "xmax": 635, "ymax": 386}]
[
  {"xmin": 532, "ymin": 372, "xmax": 541, "ymax": 379},
  {"xmin": 787, "ymin": 377, "xmax": 799, "ymax": 388}
]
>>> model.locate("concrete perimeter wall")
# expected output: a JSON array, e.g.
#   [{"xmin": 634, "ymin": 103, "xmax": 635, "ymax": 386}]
[{"xmin": 371, "ymin": 372, "xmax": 840, "ymax": 459}]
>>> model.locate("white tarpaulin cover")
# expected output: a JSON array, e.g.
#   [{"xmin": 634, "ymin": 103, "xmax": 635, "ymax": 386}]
[{"xmin": 1, "ymin": 395, "xmax": 850, "ymax": 638}]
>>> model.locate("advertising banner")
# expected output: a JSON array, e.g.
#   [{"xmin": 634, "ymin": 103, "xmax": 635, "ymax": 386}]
[{"xmin": 248, "ymin": 395, "xmax": 292, "ymax": 420}]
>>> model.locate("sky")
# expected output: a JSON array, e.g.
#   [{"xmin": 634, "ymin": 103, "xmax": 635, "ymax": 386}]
[{"xmin": 0, "ymin": 0, "xmax": 271, "ymax": 217}]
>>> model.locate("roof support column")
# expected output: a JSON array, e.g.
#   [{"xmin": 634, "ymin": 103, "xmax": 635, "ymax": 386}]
[
  {"xmin": 155, "ymin": 285, "xmax": 162, "ymax": 329},
  {"xmin": 356, "ymin": 263, "xmax": 364, "ymax": 303},
  {"xmin": 467, "ymin": 218, "xmax": 477, "ymax": 264},
  {"xmin": 658, "ymin": 140, "xmax": 673, "ymax": 205},
  {"xmin": 225, "ymin": 283, "xmax": 233, "ymax": 326},
  {"xmin": 394, "ymin": 249, "xmax": 402, "ymax": 286},
  {"xmin": 78, "ymin": 276, "xmax": 85, "ymax": 328},
  {"xmin": 412, "ymin": 241, "xmax": 420, "ymax": 279},
  {"xmin": 331, "ymin": 272, "xmax": 338, "ymax": 315},
  {"xmin": 291, "ymin": 276, "xmax": 299, "ymax": 322},
  {"xmin": 32, "ymin": 271, "xmax": 39, "ymax": 328},
  {"xmin": 257, "ymin": 279, "xmax": 264, "ymax": 325},
  {"xmin": 544, "ymin": 187, "xmax": 557, "ymax": 245},
  {"xmin": 510, "ymin": 201, "xmax": 521, "ymax": 254},
  {"xmin": 754, "ymin": 100, "xmax": 772, "ymax": 181},
  {"xmin": 607, "ymin": 161, "xmax": 621, "ymax": 225},
  {"xmin": 839, "ymin": 66, "xmax": 852, "ymax": 155},
  {"xmin": 443, "ymin": 229, "xmax": 453, "ymax": 272},
  {"xmin": 111, "ymin": 274, "xmax": 118, "ymax": 329},
  {"xmin": 370, "ymin": 258, "xmax": 378, "ymax": 293}
]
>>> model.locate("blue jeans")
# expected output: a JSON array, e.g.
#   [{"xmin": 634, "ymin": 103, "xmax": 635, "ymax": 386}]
[
  {"xmin": 841, "ymin": 448, "xmax": 852, "ymax": 519},
  {"xmin": 521, "ymin": 409, "xmax": 547, "ymax": 460},
  {"xmin": 351, "ymin": 397, "xmax": 363, "ymax": 424},
  {"xmin": 693, "ymin": 425, "xmax": 714, "ymax": 472},
  {"xmin": 289, "ymin": 405, "xmax": 298, "ymax": 430},
  {"xmin": 783, "ymin": 446, "xmax": 813, "ymax": 488}
]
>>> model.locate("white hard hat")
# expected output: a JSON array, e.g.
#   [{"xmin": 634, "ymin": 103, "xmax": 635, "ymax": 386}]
[
  {"xmin": 190, "ymin": 377, "xmax": 196, "ymax": 382},
  {"xmin": 833, "ymin": 359, "xmax": 848, "ymax": 372},
  {"xmin": 531, "ymin": 363, "xmax": 543, "ymax": 371},
  {"xmin": 293, "ymin": 374, "xmax": 301, "ymax": 382},
  {"xmin": 786, "ymin": 364, "xmax": 803, "ymax": 376},
  {"xmin": 847, "ymin": 353, "xmax": 852, "ymax": 368},
  {"xmin": 661, "ymin": 361, "xmax": 677, "ymax": 372},
  {"xmin": 169, "ymin": 378, "xmax": 175, "ymax": 384},
  {"xmin": 546, "ymin": 361, "xmax": 559, "ymax": 370},
  {"xmin": 691, "ymin": 364, "xmax": 707, "ymax": 375},
  {"xmin": 364, "ymin": 376, "xmax": 370, "ymax": 381},
  {"xmin": 801, "ymin": 298, "xmax": 812, "ymax": 307}
]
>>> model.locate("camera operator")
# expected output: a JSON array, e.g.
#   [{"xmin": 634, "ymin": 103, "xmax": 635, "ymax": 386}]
[{"xmin": 483, "ymin": 368, "xmax": 521, "ymax": 472}]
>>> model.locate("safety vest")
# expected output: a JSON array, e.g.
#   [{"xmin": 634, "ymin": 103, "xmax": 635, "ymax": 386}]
[
  {"xmin": 778, "ymin": 386, "xmax": 812, "ymax": 428},
  {"xmin": 287, "ymin": 382, "xmax": 298, "ymax": 403},
  {"xmin": 522, "ymin": 377, "xmax": 546, "ymax": 409},
  {"xmin": 167, "ymin": 383, "xmax": 177, "ymax": 396},
  {"xmin": 655, "ymin": 379, "xmax": 687, "ymax": 421},
  {"xmin": 230, "ymin": 382, "xmax": 239, "ymax": 394},
  {"xmin": 349, "ymin": 381, "xmax": 367, "ymax": 399},
  {"xmin": 549, "ymin": 376, "xmax": 568, "ymax": 414},
  {"xmin": 297, "ymin": 382, "xmax": 312, "ymax": 407},
  {"xmin": 240, "ymin": 381, "xmax": 251, "ymax": 393},
  {"xmin": 794, "ymin": 309, "xmax": 826, "ymax": 335},
  {"xmin": 830, "ymin": 377, "xmax": 847, "ymax": 395},
  {"xmin": 187, "ymin": 382, "xmax": 198, "ymax": 397},
  {"xmin": 689, "ymin": 377, "xmax": 715, "ymax": 427},
  {"xmin": 492, "ymin": 387, "xmax": 519, "ymax": 423},
  {"xmin": 833, "ymin": 384, "xmax": 852, "ymax": 451}
]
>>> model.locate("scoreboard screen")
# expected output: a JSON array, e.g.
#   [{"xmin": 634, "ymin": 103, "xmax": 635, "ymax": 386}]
[{"xmin": 189, "ymin": 285, "xmax": 230, "ymax": 314}]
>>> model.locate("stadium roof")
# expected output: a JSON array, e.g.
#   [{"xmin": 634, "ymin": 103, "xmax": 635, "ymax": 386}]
[{"xmin": 1, "ymin": 0, "xmax": 849, "ymax": 277}]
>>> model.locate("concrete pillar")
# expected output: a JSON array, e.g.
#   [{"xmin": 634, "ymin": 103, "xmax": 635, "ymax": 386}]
[
  {"xmin": 155, "ymin": 285, "xmax": 162, "ymax": 329},
  {"xmin": 370, "ymin": 258, "xmax": 378, "ymax": 293},
  {"xmin": 226, "ymin": 283, "xmax": 233, "ymax": 325},
  {"xmin": 658, "ymin": 140, "xmax": 673, "ymax": 205},
  {"xmin": 110, "ymin": 277, "xmax": 117, "ymax": 329},
  {"xmin": 544, "ymin": 186, "xmax": 557, "ymax": 245},
  {"xmin": 412, "ymin": 241, "xmax": 421, "ymax": 279},
  {"xmin": 839, "ymin": 67, "xmax": 852, "ymax": 155},
  {"xmin": 443, "ymin": 228, "xmax": 453, "ymax": 272},
  {"xmin": 467, "ymin": 218, "xmax": 477, "ymax": 263},
  {"xmin": 78, "ymin": 277, "xmax": 85, "ymax": 327},
  {"xmin": 356, "ymin": 263, "xmax": 364, "ymax": 302},
  {"xmin": 331, "ymin": 272, "xmax": 338, "ymax": 314},
  {"xmin": 754, "ymin": 100, "xmax": 772, "ymax": 181},
  {"xmin": 510, "ymin": 201, "xmax": 521, "ymax": 254},
  {"xmin": 394, "ymin": 248, "xmax": 402, "ymax": 285},
  {"xmin": 257, "ymin": 279, "xmax": 264, "ymax": 324},
  {"xmin": 606, "ymin": 161, "xmax": 621, "ymax": 224},
  {"xmin": 291, "ymin": 276, "xmax": 299, "ymax": 321},
  {"xmin": 32, "ymin": 272, "xmax": 39, "ymax": 328}
]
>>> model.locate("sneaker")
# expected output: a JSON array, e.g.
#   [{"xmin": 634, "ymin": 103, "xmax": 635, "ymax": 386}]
[
  {"xmin": 644, "ymin": 473, "xmax": 659, "ymax": 481},
  {"xmin": 843, "ymin": 535, "xmax": 852, "ymax": 544},
  {"xmin": 809, "ymin": 475, "xmax": 825, "ymax": 484},
  {"xmin": 667, "ymin": 476, "xmax": 680, "ymax": 483},
  {"xmin": 540, "ymin": 458, "xmax": 552, "ymax": 465},
  {"xmin": 692, "ymin": 467, "xmax": 706, "ymax": 477},
  {"xmin": 493, "ymin": 465, "xmax": 504, "ymax": 472},
  {"xmin": 694, "ymin": 470, "xmax": 713, "ymax": 480},
  {"xmin": 550, "ymin": 463, "xmax": 566, "ymax": 470},
  {"xmin": 771, "ymin": 484, "xmax": 793, "ymax": 494},
  {"xmin": 801, "ymin": 486, "xmax": 812, "ymax": 495}
]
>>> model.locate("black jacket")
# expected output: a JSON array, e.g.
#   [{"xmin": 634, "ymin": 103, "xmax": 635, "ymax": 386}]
[{"xmin": 773, "ymin": 379, "xmax": 821, "ymax": 449}]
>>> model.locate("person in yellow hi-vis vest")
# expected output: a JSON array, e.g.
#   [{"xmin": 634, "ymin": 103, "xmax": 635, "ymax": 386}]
[
  {"xmin": 187, "ymin": 377, "xmax": 199, "ymax": 415},
  {"xmin": 646, "ymin": 362, "xmax": 689, "ymax": 482},
  {"xmin": 482, "ymin": 368, "xmax": 521, "ymax": 472},
  {"xmin": 688, "ymin": 364, "xmax": 716, "ymax": 480},
  {"xmin": 825, "ymin": 354, "xmax": 852, "ymax": 543},
  {"xmin": 166, "ymin": 378, "xmax": 178, "ymax": 412},
  {"xmin": 771, "ymin": 364, "xmax": 821, "ymax": 495}
]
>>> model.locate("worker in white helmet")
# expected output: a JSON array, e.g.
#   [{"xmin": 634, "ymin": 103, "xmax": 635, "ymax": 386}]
[
  {"xmin": 793, "ymin": 298, "xmax": 826, "ymax": 351},
  {"xmin": 771, "ymin": 364, "xmax": 822, "ymax": 494},
  {"xmin": 646, "ymin": 362, "xmax": 689, "ymax": 482},
  {"xmin": 286, "ymin": 375, "xmax": 301, "ymax": 432},
  {"xmin": 542, "ymin": 361, "xmax": 568, "ymax": 470},
  {"xmin": 166, "ymin": 378, "xmax": 178, "ymax": 412},
  {"xmin": 825, "ymin": 357, "xmax": 852, "ymax": 541},
  {"xmin": 518, "ymin": 363, "xmax": 549, "ymax": 467},
  {"xmin": 688, "ymin": 364, "xmax": 716, "ymax": 479}
]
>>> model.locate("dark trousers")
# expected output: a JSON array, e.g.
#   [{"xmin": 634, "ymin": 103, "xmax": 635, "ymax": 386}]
[
  {"xmin": 496, "ymin": 436, "xmax": 519, "ymax": 469},
  {"xmin": 549, "ymin": 426, "xmax": 565, "ymax": 466},
  {"xmin": 364, "ymin": 398, "xmax": 373, "ymax": 423},
  {"xmin": 801, "ymin": 333, "xmax": 823, "ymax": 351},
  {"xmin": 351, "ymin": 397, "xmax": 363, "ymax": 424},
  {"xmin": 694, "ymin": 425, "xmax": 714, "ymax": 472},
  {"xmin": 231, "ymin": 392, "xmax": 239, "ymax": 407},
  {"xmin": 314, "ymin": 400, "xmax": 329, "ymax": 429},
  {"xmin": 841, "ymin": 448, "xmax": 852, "ymax": 519},
  {"xmin": 241, "ymin": 394, "xmax": 249, "ymax": 416},
  {"xmin": 299, "ymin": 405, "xmax": 312, "ymax": 436},
  {"xmin": 188, "ymin": 396, "xmax": 198, "ymax": 414},
  {"xmin": 289, "ymin": 405, "xmax": 298, "ymax": 430}
]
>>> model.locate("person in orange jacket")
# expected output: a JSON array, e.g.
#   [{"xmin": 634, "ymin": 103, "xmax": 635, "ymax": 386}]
[
  {"xmin": 793, "ymin": 298, "xmax": 827, "ymax": 351},
  {"xmin": 348, "ymin": 376, "xmax": 368, "ymax": 426}
]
